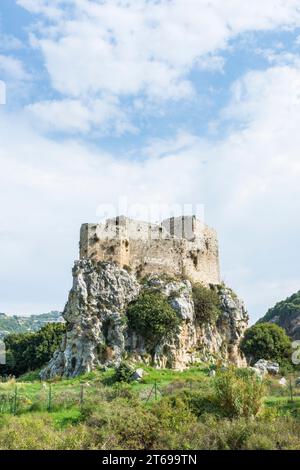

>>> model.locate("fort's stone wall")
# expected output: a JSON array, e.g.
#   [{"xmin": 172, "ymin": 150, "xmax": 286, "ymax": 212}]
[{"xmin": 79, "ymin": 216, "xmax": 220, "ymax": 285}]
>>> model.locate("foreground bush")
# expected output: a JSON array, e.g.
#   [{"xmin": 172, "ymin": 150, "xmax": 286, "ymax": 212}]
[
  {"xmin": 0, "ymin": 415, "xmax": 90, "ymax": 450},
  {"xmin": 114, "ymin": 362, "xmax": 134, "ymax": 383},
  {"xmin": 193, "ymin": 415, "xmax": 300, "ymax": 450},
  {"xmin": 1, "ymin": 365, "xmax": 300, "ymax": 450},
  {"xmin": 1, "ymin": 407, "xmax": 300, "ymax": 450},
  {"xmin": 214, "ymin": 367, "xmax": 265, "ymax": 419},
  {"xmin": 86, "ymin": 399, "xmax": 159, "ymax": 450}
]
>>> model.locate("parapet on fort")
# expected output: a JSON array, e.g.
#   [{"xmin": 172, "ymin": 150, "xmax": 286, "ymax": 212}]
[{"xmin": 80, "ymin": 216, "xmax": 220, "ymax": 285}]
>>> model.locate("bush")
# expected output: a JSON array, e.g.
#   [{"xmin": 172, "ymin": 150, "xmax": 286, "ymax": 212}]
[
  {"xmin": 87, "ymin": 400, "xmax": 159, "ymax": 450},
  {"xmin": 214, "ymin": 367, "xmax": 265, "ymax": 419},
  {"xmin": 0, "ymin": 323, "xmax": 66, "ymax": 377},
  {"xmin": 182, "ymin": 390, "xmax": 221, "ymax": 418},
  {"xmin": 114, "ymin": 362, "xmax": 134, "ymax": 383},
  {"xmin": 0, "ymin": 414, "xmax": 91, "ymax": 450},
  {"xmin": 127, "ymin": 291, "xmax": 181, "ymax": 352},
  {"xmin": 240, "ymin": 323, "xmax": 292, "ymax": 365},
  {"xmin": 192, "ymin": 283, "xmax": 221, "ymax": 324}
]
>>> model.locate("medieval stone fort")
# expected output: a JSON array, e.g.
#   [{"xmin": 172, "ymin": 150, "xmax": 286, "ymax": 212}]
[{"xmin": 80, "ymin": 215, "xmax": 220, "ymax": 285}]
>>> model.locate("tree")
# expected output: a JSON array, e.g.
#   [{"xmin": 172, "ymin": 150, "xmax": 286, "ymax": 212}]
[
  {"xmin": 240, "ymin": 323, "xmax": 292, "ymax": 365},
  {"xmin": 127, "ymin": 291, "xmax": 181, "ymax": 354},
  {"xmin": 0, "ymin": 323, "xmax": 66, "ymax": 377}
]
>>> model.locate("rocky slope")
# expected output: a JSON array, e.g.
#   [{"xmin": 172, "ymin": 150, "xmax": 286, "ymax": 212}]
[
  {"xmin": 41, "ymin": 260, "xmax": 248, "ymax": 379},
  {"xmin": 258, "ymin": 290, "xmax": 300, "ymax": 340}
]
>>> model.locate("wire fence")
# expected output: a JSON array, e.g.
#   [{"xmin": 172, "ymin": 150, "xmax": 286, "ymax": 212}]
[
  {"xmin": 0, "ymin": 378, "xmax": 201, "ymax": 415},
  {"xmin": 0, "ymin": 375, "xmax": 300, "ymax": 416},
  {"xmin": 0, "ymin": 383, "xmax": 91, "ymax": 415}
]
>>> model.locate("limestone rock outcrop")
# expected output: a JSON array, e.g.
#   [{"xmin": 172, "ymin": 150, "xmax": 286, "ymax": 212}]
[
  {"xmin": 41, "ymin": 260, "xmax": 140, "ymax": 379},
  {"xmin": 41, "ymin": 260, "xmax": 248, "ymax": 379},
  {"xmin": 253, "ymin": 359, "xmax": 280, "ymax": 376}
]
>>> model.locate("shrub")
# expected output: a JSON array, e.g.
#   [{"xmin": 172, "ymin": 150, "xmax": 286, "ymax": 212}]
[
  {"xmin": 0, "ymin": 323, "xmax": 66, "ymax": 377},
  {"xmin": 182, "ymin": 390, "xmax": 221, "ymax": 418},
  {"xmin": 150, "ymin": 395, "xmax": 199, "ymax": 450},
  {"xmin": 192, "ymin": 283, "xmax": 221, "ymax": 324},
  {"xmin": 240, "ymin": 323, "xmax": 292, "ymax": 365},
  {"xmin": 114, "ymin": 362, "xmax": 134, "ymax": 383},
  {"xmin": 214, "ymin": 367, "xmax": 265, "ymax": 419},
  {"xmin": 0, "ymin": 414, "xmax": 91, "ymax": 450},
  {"xmin": 127, "ymin": 291, "xmax": 181, "ymax": 352},
  {"xmin": 87, "ymin": 400, "xmax": 159, "ymax": 450}
]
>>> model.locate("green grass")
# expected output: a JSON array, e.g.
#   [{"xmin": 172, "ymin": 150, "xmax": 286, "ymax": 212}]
[
  {"xmin": 1, "ymin": 364, "xmax": 300, "ymax": 450},
  {"xmin": 265, "ymin": 395, "xmax": 300, "ymax": 417},
  {"xmin": 0, "ymin": 364, "xmax": 210, "ymax": 413},
  {"xmin": 2, "ymin": 364, "xmax": 298, "ymax": 413}
]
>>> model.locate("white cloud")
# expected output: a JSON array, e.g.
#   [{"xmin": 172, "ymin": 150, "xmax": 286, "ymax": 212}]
[
  {"xmin": 1, "ymin": 1, "xmax": 300, "ymax": 319},
  {"xmin": 2, "ymin": 61, "xmax": 300, "ymax": 317},
  {"xmin": 0, "ymin": 54, "xmax": 29, "ymax": 81},
  {"xmin": 197, "ymin": 55, "xmax": 226, "ymax": 73},
  {"xmin": 26, "ymin": 96, "xmax": 137, "ymax": 135},
  {"xmin": 0, "ymin": 33, "xmax": 23, "ymax": 51},
  {"xmin": 0, "ymin": 110, "xmax": 202, "ymax": 314},
  {"xmin": 17, "ymin": 0, "xmax": 300, "ymax": 103},
  {"xmin": 15, "ymin": 0, "xmax": 63, "ymax": 19}
]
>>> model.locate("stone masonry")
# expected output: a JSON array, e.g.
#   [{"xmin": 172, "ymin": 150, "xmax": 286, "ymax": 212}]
[{"xmin": 80, "ymin": 216, "xmax": 220, "ymax": 286}]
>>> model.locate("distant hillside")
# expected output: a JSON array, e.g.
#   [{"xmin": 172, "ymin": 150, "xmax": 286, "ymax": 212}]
[
  {"xmin": 0, "ymin": 311, "xmax": 64, "ymax": 340},
  {"xmin": 258, "ymin": 291, "xmax": 300, "ymax": 340}
]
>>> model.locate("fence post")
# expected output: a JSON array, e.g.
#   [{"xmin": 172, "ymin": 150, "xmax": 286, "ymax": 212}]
[
  {"xmin": 289, "ymin": 377, "xmax": 294, "ymax": 403},
  {"xmin": 13, "ymin": 385, "xmax": 18, "ymax": 415},
  {"xmin": 48, "ymin": 384, "xmax": 52, "ymax": 412},
  {"xmin": 145, "ymin": 383, "xmax": 155, "ymax": 403},
  {"xmin": 80, "ymin": 384, "xmax": 84, "ymax": 410}
]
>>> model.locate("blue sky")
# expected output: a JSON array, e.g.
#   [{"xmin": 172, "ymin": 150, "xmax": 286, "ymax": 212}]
[{"xmin": 1, "ymin": 0, "xmax": 300, "ymax": 322}]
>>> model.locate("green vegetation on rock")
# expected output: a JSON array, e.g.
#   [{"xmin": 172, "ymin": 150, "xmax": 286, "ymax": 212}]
[
  {"xmin": 127, "ymin": 291, "xmax": 181, "ymax": 352},
  {"xmin": 192, "ymin": 283, "xmax": 221, "ymax": 324}
]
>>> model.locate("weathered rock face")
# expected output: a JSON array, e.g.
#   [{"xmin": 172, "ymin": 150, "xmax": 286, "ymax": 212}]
[
  {"xmin": 41, "ymin": 260, "xmax": 140, "ymax": 379},
  {"xmin": 41, "ymin": 261, "xmax": 248, "ymax": 379}
]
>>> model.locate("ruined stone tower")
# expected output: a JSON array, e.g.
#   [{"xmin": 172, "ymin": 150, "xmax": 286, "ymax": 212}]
[
  {"xmin": 41, "ymin": 217, "xmax": 248, "ymax": 379},
  {"xmin": 80, "ymin": 215, "xmax": 220, "ymax": 285}
]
